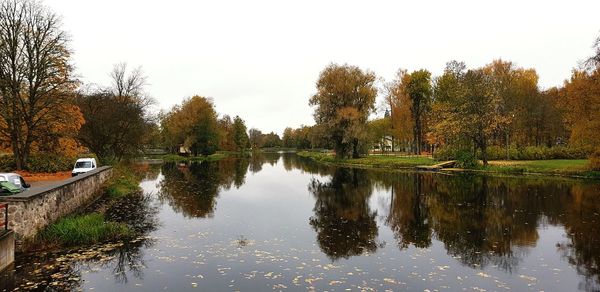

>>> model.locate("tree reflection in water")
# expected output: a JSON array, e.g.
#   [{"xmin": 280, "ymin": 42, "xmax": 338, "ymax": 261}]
[
  {"xmin": 556, "ymin": 183, "xmax": 600, "ymax": 291},
  {"xmin": 2, "ymin": 186, "xmax": 160, "ymax": 290},
  {"xmin": 385, "ymin": 173, "xmax": 432, "ymax": 249},
  {"xmin": 294, "ymin": 154, "xmax": 600, "ymax": 287},
  {"xmin": 157, "ymin": 158, "xmax": 249, "ymax": 218},
  {"xmin": 308, "ymin": 168, "xmax": 379, "ymax": 261},
  {"xmin": 5, "ymin": 154, "xmax": 600, "ymax": 290}
]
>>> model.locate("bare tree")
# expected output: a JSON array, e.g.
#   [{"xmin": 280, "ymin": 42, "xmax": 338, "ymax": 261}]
[
  {"xmin": 586, "ymin": 34, "xmax": 600, "ymax": 69},
  {"xmin": 111, "ymin": 62, "xmax": 147, "ymax": 98},
  {"xmin": 0, "ymin": 0, "xmax": 75, "ymax": 169},
  {"xmin": 77, "ymin": 64, "xmax": 155, "ymax": 161}
]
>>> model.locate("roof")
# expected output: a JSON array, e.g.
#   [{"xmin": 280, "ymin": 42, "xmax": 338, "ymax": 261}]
[
  {"xmin": 75, "ymin": 158, "xmax": 96, "ymax": 162},
  {"xmin": 0, "ymin": 173, "xmax": 19, "ymax": 177}
]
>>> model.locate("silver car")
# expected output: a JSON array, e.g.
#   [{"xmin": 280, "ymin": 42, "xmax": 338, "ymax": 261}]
[{"xmin": 0, "ymin": 173, "xmax": 31, "ymax": 191}]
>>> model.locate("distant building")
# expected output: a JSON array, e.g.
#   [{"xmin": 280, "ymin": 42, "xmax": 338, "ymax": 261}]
[
  {"xmin": 179, "ymin": 145, "xmax": 191, "ymax": 155},
  {"xmin": 372, "ymin": 135, "xmax": 393, "ymax": 152}
]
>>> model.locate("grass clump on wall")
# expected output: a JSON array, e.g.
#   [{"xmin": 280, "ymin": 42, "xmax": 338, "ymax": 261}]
[{"xmin": 40, "ymin": 213, "xmax": 132, "ymax": 246}]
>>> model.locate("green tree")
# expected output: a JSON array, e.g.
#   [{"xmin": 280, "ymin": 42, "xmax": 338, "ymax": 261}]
[
  {"xmin": 368, "ymin": 117, "xmax": 392, "ymax": 152},
  {"xmin": 459, "ymin": 69, "xmax": 503, "ymax": 165},
  {"xmin": 190, "ymin": 104, "xmax": 220, "ymax": 156},
  {"xmin": 309, "ymin": 63, "xmax": 377, "ymax": 159},
  {"xmin": 406, "ymin": 69, "xmax": 433, "ymax": 154},
  {"xmin": 232, "ymin": 115, "xmax": 249, "ymax": 152},
  {"xmin": 262, "ymin": 132, "xmax": 282, "ymax": 148},
  {"xmin": 282, "ymin": 127, "xmax": 295, "ymax": 148},
  {"xmin": 248, "ymin": 128, "xmax": 263, "ymax": 149}
]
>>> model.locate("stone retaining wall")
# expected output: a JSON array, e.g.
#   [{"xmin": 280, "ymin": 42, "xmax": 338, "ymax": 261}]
[{"xmin": 0, "ymin": 166, "xmax": 112, "ymax": 244}]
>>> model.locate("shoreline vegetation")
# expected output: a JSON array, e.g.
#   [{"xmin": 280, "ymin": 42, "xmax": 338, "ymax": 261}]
[
  {"xmin": 297, "ymin": 151, "xmax": 600, "ymax": 179},
  {"xmin": 157, "ymin": 152, "xmax": 229, "ymax": 162}
]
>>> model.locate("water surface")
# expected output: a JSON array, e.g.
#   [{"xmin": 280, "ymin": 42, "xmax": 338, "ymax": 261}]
[{"xmin": 2, "ymin": 153, "xmax": 600, "ymax": 291}]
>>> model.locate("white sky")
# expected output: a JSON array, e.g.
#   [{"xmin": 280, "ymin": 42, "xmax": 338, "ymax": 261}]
[{"xmin": 47, "ymin": 0, "xmax": 599, "ymax": 134}]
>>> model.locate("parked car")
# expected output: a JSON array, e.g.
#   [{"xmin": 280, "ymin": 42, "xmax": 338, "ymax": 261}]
[
  {"xmin": 72, "ymin": 158, "xmax": 98, "ymax": 177},
  {"xmin": 0, "ymin": 173, "xmax": 31, "ymax": 194}
]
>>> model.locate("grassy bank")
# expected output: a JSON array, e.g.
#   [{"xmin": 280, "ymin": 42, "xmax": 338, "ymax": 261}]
[
  {"xmin": 297, "ymin": 151, "xmax": 436, "ymax": 169},
  {"xmin": 481, "ymin": 159, "xmax": 600, "ymax": 178},
  {"xmin": 34, "ymin": 165, "xmax": 142, "ymax": 249},
  {"xmin": 158, "ymin": 152, "xmax": 228, "ymax": 162},
  {"xmin": 298, "ymin": 151, "xmax": 600, "ymax": 179}
]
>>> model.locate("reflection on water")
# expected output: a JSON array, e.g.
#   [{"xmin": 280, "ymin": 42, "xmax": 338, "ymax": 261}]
[
  {"xmin": 309, "ymin": 168, "xmax": 380, "ymax": 260},
  {"xmin": 157, "ymin": 159, "xmax": 249, "ymax": 218},
  {"xmin": 2, "ymin": 153, "xmax": 600, "ymax": 291}
]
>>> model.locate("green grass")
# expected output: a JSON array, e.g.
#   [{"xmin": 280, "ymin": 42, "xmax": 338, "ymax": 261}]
[
  {"xmin": 297, "ymin": 151, "xmax": 436, "ymax": 168},
  {"xmin": 483, "ymin": 159, "xmax": 600, "ymax": 178},
  {"xmin": 106, "ymin": 165, "xmax": 142, "ymax": 198},
  {"xmin": 39, "ymin": 213, "xmax": 132, "ymax": 246},
  {"xmin": 159, "ymin": 152, "xmax": 228, "ymax": 162},
  {"xmin": 299, "ymin": 151, "xmax": 600, "ymax": 179}
]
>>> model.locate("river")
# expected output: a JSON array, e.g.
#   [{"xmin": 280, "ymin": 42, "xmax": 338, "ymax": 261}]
[{"xmin": 2, "ymin": 152, "xmax": 600, "ymax": 291}]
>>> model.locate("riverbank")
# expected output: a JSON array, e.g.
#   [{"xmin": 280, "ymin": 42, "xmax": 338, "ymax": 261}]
[
  {"xmin": 298, "ymin": 151, "xmax": 600, "ymax": 179},
  {"xmin": 30, "ymin": 165, "xmax": 144, "ymax": 250},
  {"xmin": 476, "ymin": 159, "xmax": 600, "ymax": 179},
  {"xmin": 158, "ymin": 152, "xmax": 229, "ymax": 162},
  {"xmin": 297, "ymin": 151, "xmax": 436, "ymax": 169}
]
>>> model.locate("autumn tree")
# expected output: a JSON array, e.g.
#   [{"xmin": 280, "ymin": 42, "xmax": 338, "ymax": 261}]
[
  {"xmin": 262, "ymin": 132, "xmax": 282, "ymax": 148},
  {"xmin": 309, "ymin": 63, "xmax": 377, "ymax": 159},
  {"xmin": 161, "ymin": 96, "xmax": 220, "ymax": 156},
  {"xmin": 282, "ymin": 127, "xmax": 295, "ymax": 148},
  {"xmin": 386, "ymin": 69, "xmax": 414, "ymax": 152},
  {"xmin": 560, "ymin": 69, "xmax": 600, "ymax": 148},
  {"xmin": 386, "ymin": 68, "xmax": 434, "ymax": 153},
  {"xmin": 293, "ymin": 126, "xmax": 312, "ymax": 149},
  {"xmin": 430, "ymin": 61, "xmax": 467, "ymax": 147},
  {"xmin": 232, "ymin": 115, "xmax": 249, "ymax": 152},
  {"xmin": 217, "ymin": 115, "xmax": 236, "ymax": 151},
  {"xmin": 0, "ymin": 0, "xmax": 78, "ymax": 169},
  {"xmin": 430, "ymin": 63, "xmax": 504, "ymax": 165}
]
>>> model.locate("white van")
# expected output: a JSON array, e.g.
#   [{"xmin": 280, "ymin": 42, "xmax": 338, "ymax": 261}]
[{"xmin": 72, "ymin": 158, "xmax": 97, "ymax": 177}]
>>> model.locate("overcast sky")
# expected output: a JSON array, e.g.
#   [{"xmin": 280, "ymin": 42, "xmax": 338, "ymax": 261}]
[{"xmin": 47, "ymin": 0, "xmax": 599, "ymax": 134}]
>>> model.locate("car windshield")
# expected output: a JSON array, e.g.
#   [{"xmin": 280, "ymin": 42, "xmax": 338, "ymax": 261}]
[{"xmin": 75, "ymin": 161, "xmax": 92, "ymax": 168}]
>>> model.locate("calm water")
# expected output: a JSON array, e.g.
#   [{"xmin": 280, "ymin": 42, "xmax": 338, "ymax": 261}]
[{"xmin": 2, "ymin": 153, "xmax": 600, "ymax": 291}]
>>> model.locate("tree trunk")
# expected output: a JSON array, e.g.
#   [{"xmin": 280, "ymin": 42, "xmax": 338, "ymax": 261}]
[
  {"xmin": 481, "ymin": 140, "xmax": 488, "ymax": 166},
  {"xmin": 12, "ymin": 138, "xmax": 22, "ymax": 170},
  {"xmin": 352, "ymin": 138, "xmax": 360, "ymax": 158}
]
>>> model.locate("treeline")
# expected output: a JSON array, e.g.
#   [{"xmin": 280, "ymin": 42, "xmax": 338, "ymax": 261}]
[
  {"xmin": 245, "ymin": 126, "xmax": 330, "ymax": 150},
  {"xmin": 304, "ymin": 35, "xmax": 600, "ymax": 165}
]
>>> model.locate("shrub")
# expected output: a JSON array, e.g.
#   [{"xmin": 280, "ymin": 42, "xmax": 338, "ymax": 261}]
[
  {"xmin": 590, "ymin": 149, "xmax": 600, "ymax": 171},
  {"xmin": 0, "ymin": 152, "xmax": 100, "ymax": 173},
  {"xmin": 0, "ymin": 155, "xmax": 16, "ymax": 172},
  {"xmin": 27, "ymin": 154, "xmax": 74, "ymax": 173},
  {"xmin": 454, "ymin": 149, "xmax": 479, "ymax": 168}
]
